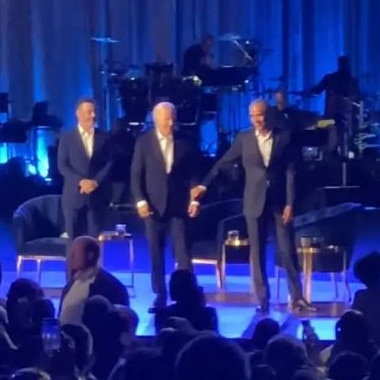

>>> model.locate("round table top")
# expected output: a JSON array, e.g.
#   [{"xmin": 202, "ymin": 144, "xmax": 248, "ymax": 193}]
[
  {"xmin": 98, "ymin": 231, "xmax": 132, "ymax": 241},
  {"xmin": 224, "ymin": 238, "xmax": 250, "ymax": 247},
  {"xmin": 297, "ymin": 245, "xmax": 344, "ymax": 254}
]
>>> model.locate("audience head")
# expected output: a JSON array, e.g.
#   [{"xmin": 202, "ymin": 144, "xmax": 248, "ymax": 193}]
[
  {"xmin": 175, "ymin": 333, "xmax": 248, "ymax": 380},
  {"xmin": 353, "ymin": 251, "xmax": 380, "ymax": 288},
  {"xmin": 82, "ymin": 295, "xmax": 112, "ymax": 352},
  {"xmin": 264, "ymin": 335, "xmax": 307, "ymax": 380},
  {"xmin": 169, "ymin": 270, "xmax": 203, "ymax": 306},
  {"xmin": 69, "ymin": 236, "xmax": 100, "ymax": 273},
  {"xmin": 251, "ymin": 318, "xmax": 280, "ymax": 350},
  {"xmin": 293, "ymin": 368, "xmax": 319, "ymax": 380},
  {"xmin": 153, "ymin": 102, "xmax": 176, "ymax": 137},
  {"xmin": 6, "ymin": 279, "xmax": 44, "ymax": 342},
  {"xmin": 76, "ymin": 98, "xmax": 96, "ymax": 131},
  {"xmin": 250, "ymin": 364, "xmax": 276, "ymax": 380},
  {"xmin": 122, "ymin": 348, "xmax": 160, "ymax": 380},
  {"xmin": 328, "ymin": 351, "xmax": 369, "ymax": 380},
  {"xmin": 335, "ymin": 310, "xmax": 369, "ymax": 345},
  {"xmin": 114, "ymin": 305, "xmax": 139, "ymax": 342}
]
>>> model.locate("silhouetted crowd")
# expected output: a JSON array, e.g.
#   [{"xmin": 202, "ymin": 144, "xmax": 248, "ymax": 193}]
[{"xmin": 1, "ymin": 244, "xmax": 380, "ymax": 380}]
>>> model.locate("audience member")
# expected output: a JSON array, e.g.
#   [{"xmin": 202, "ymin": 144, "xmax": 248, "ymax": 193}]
[
  {"xmin": 327, "ymin": 310, "xmax": 378, "ymax": 366},
  {"xmin": 59, "ymin": 236, "xmax": 129, "ymax": 325},
  {"xmin": 92, "ymin": 309, "xmax": 130, "ymax": 379},
  {"xmin": 251, "ymin": 318, "xmax": 280, "ymax": 351},
  {"xmin": 82, "ymin": 295, "xmax": 112, "ymax": 348},
  {"xmin": 328, "ymin": 351, "xmax": 369, "ymax": 380},
  {"xmin": 264, "ymin": 335, "xmax": 310, "ymax": 380},
  {"xmin": 154, "ymin": 270, "xmax": 218, "ymax": 333},
  {"xmin": 110, "ymin": 348, "xmax": 161, "ymax": 380},
  {"xmin": 6, "ymin": 279, "xmax": 44, "ymax": 345},
  {"xmin": 175, "ymin": 333, "xmax": 248, "ymax": 380},
  {"xmin": 61, "ymin": 324, "xmax": 95, "ymax": 378},
  {"xmin": 352, "ymin": 251, "xmax": 380, "ymax": 343}
]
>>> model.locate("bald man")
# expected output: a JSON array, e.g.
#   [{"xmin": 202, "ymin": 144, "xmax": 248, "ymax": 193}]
[
  {"xmin": 131, "ymin": 102, "xmax": 201, "ymax": 309},
  {"xmin": 192, "ymin": 100, "xmax": 315, "ymax": 314}
]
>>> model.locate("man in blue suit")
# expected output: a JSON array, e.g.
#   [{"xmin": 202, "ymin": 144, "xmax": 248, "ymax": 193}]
[
  {"xmin": 58, "ymin": 98, "xmax": 113, "ymax": 240},
  {"xmin": 192, "ymin": 100, "xmax": 316, "ymax": 314}
]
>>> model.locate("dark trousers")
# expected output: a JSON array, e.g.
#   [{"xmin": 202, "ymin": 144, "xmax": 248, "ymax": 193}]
[
  {"xmin": 145, "ymin": 214, "xmax": 192, "ymax": 298},
  {"xmin": 245, "ymin": 201, "xmax": 302, "ymax": 303},
  {"xmin": 64, "ymin": 205, "xmax": 104, "ymax": 240}
]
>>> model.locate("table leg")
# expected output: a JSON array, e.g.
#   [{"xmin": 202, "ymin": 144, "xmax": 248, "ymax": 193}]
[
  {"xmin": 221, "ymin": 245, "xmax": 226, "ymax": 290},
  {"xmin": 129, "ymin": 239, "xmax": 135, "ymax": 289},
  {"xmin": 303, "ymin": 251, "xmax": 313, "ymax": 303}
]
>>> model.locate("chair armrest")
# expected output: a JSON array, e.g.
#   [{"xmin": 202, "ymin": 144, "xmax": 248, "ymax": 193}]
[{"xmin": 12, "ymin": 213, "xmax": 28, "ymax": 253}]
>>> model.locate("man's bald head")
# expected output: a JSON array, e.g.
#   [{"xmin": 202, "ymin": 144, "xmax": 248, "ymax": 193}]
[
  {"xmin": 69, "ymin": 236, "xmax": 100, "ymax": 272},
  {"xmin": 249, "ymin": 99, "xmax": 269, "ymax": 133},
  {"xmin": 153, "ymin": 102, "xmax": 176, "ymax": 137}
]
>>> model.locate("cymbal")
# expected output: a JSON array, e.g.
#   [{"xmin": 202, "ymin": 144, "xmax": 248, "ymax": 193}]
[
  {"xmin": 91, "ymin": 36, "xmax": 119, "ymax": 44},
  {"xmin": 219, "ymin": 33, "xmax": 242, "ymax": 41}
]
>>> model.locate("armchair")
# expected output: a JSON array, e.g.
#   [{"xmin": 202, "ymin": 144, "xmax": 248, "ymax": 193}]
[{"xmin": 12, "ymin": 194, "xmax": 68, "ymax": 283}]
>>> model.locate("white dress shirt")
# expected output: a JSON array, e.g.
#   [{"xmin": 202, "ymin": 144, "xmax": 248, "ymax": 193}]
[
  {"xmin": 59, "ymin": 268, "xmax": 97, "ymax": 326},
  {"xmin": 156, "ymin": 130, "xmax": 174, "ymax": 174},
  {"xmin": 255, "ymin": 129, "xmax": 273, "ymax": 167},
  {"xmin": 78, "ymin": 125, "xmax": 94, "ymax": 158}
]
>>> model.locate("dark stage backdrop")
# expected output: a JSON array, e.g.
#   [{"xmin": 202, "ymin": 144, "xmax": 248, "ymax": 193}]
[{"xmin": 0, "ymin": 0, "xmax": 379, "ymax": 168}]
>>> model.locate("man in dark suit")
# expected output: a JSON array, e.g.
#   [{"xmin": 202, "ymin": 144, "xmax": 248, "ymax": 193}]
[
  {"xmin": 58, "ymin": 98, "xmax": 113, "ymax": 240},
  {"xmin": 192, "ymin": 100, "xmax": 315, "ymax": 314},
  {"xmin": 131, "ymin": 102, "xmax": 200, "ymax": 309}
]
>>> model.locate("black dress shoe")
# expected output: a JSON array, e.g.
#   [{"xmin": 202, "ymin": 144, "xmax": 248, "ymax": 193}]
[
  {"xmin": 256, "ymin": 300, "xmax": 270, "ymax": 314},
  {"xmin": 292, "ymin": 299, "xmax": 317, "ymax": 313}
]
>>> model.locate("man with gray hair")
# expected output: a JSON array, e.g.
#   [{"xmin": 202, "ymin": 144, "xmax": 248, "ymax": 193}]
[{"xmin": 131, "ymin": 102, "xmax": 201, "ymax": 310}]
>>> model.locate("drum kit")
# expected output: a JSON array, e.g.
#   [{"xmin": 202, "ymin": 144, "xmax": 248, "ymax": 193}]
[
  {"xmin": 90, "ymin": 34, "xmax": 380, "ymax": 158},
  {"xmin": 90, "ymin": 32, "xmax": 272, "ymax": 128}
]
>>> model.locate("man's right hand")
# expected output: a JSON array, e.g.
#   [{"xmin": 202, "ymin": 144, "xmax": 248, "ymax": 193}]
[
  {"xmin": 137, "ymin": 203, "xmax": 151, "ymax": 218},
  {"xmin": 190, "ymin": 186, "xmax": 206, "ymax": 201}
]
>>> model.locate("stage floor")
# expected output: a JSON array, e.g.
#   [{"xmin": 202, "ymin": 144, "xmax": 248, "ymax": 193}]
[{"xmin": 2, "ymin": 206, "xmax": 379, "ymax": 341}]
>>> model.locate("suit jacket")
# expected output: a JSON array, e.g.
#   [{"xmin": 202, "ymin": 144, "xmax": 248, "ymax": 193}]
[
  {"xmin": 203, "ymin": 128, "xmax": 295, "ymax": 218},
  {"xmin": 57, "ymin": 128, "xmax": 113, "ymax": 210},
  {"xmin": 58, "ymin": 268, "xmax": 129, "ymax": 315},
  {"xmin": 130, "ymin": 129, "xmax": 200, "ymax": 217}
]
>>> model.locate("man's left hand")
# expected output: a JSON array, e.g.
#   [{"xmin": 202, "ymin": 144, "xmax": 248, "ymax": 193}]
[
  {"xmin": 188, "ymin": 203, "xmax": 200, "ymax": 218},
  {"xmin": 282, "ymin": 205, "xmax": 293, "ymax": 224}
]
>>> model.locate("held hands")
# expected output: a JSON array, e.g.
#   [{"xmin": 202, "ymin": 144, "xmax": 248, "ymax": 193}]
[
  {"xmin": 79, "ymin": 179, "xmax": 98, "ymax": 194},
  {"xmin": 190, "ymin": 186, "xmax": 206, "ymax": 201},
  {"xmin": 282, "ymin": 205, "xmax": 293, "ymax": 224},
  {"xmin": 188, "ymin": 202, "xmax": 200, "ymax": 218},
  {"xmin": 137, "ymin": 203, "xmax": 151, "ymax": 218}
]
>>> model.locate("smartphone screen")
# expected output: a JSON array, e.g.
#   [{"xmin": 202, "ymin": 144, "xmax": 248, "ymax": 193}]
[{"xmin": 41, "ymin": 318, "xmax": 61, "ymax": 352}]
